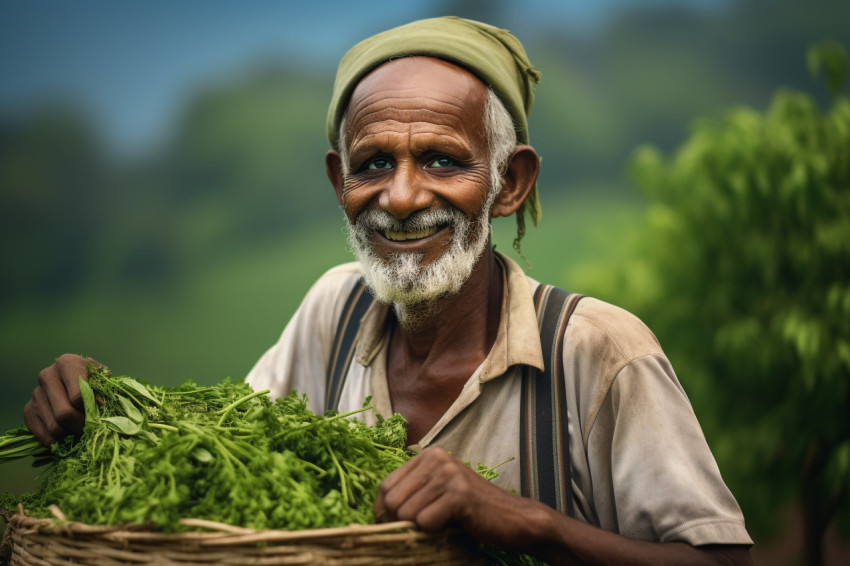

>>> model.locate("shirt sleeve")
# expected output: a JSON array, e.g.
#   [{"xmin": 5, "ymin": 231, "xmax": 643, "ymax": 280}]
[
  {"xmin": 245, "ymin": 263, "xmax": 362, "ymax": 414},
  {"xmin": 586, "ymin": 354, "xmax": 753, "ymax": 546}
]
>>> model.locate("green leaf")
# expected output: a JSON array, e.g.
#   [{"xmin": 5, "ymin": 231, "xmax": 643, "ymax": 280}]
[
  {"xmin": 119, "ymin": 377, "xmax": 161, "ymax": 406},
  {"xmin": 79, "ymin": 377, "xmax": 99, "ymax": 427},
  {"xmin": 192, "ymin": 447, "xmax": 214, "ymax": 463},
  {"xmin": 103, "ymin": 416, "xmax": 142, "ymax": 436},
  {"xmin": 117, "ymin": 396, "xmax": 144, "ymax": 423},
  {"xmin": 138, "ymin": 430, "xmax": 159, "ymax": 445}
]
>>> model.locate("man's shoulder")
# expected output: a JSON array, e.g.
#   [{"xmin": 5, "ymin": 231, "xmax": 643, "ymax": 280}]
[
  {"xmin": 289, "ymin": 262, "xmax": 367, "ymax": 332},
  {"xmin": 504, "ymin": 254, "xmax": 664, "ymax": 366},
  {"xmin": 317, "ymin": 261, "xmax": 365, "ymax": 282},
  {"xmin": 305, "ymin": 262, "xmax": 365, "ymax": 300},
  {"xmin": 570, "ymin": 296, "xmax": 663, "ymax": 360},
  {"xmin": 526, "ymin": 278, "xmax": 664, "ymax": 365}
]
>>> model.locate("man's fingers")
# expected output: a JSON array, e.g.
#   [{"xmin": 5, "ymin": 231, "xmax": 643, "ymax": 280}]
[
  {"xmin": 36, "ymin": 386, "xmax": 80, "ymax": 440},
  {"xmin": 391, "ymin": 475, "xmax": 446, "ymax": 525},
  {"xmin": 38, "ymin": 364, "xmax": 84, "ymax": 434},
  {"xmin": 56, "ymin": 353, "xmax": 91, "ymax": 411},
  {"xmin": 379, "ymin": 451, "xmax": 420, "ymax": 491},
  {"xmin": 377, "ymin": 451, "xmax": 441, "ymax": 510},
  {"xmin": 34, "ymin": 354, "xmax": 88, "ymax": 438},
  {"xmin": 23, "ymin": 397, "xmax": 53, "ymax": 446},
  {"xmin": 375, "ymin": 447, "xmax": 471, "ymax": 531},
  {"xmin": 23, "ymin": 353, "xmax": 94, "ymax": 446},
  {"xmin": 24, "ymin": 387, "xmax": 71, "ymax": 446},
  {"xmin": 373, "ymin": 501, "xmax": 388, "ymax": 523},
  {"xmin": 382, "ymin": 465, "xmax": 433, "ymax": 510},
  {"xmin": 374, "ymin": 452, "xmax": 430, "ymax": 521},
  {"xmin": 409, "ymin": 494, "xmax": 458, "ymax": 532},
  {"xmin": 383, "ymin": 472, "xmax": 458, "ymax": 532},
  {"xmin": 374, "ymin": 468, "xmax": 405, "ymax": 521}
]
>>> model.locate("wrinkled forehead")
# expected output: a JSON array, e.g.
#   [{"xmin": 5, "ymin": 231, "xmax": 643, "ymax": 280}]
[{"xmin": 344, "ymin": 57, "xmax": 489, "ymax": 135}]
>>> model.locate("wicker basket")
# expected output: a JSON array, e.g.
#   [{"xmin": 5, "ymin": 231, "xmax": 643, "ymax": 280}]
[{"xmin": 1, "ymin": 506, "xmax": 482, "ymax": 565}]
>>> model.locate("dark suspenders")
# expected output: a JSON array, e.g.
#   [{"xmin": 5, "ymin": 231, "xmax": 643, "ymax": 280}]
[
  {"xmin": 324, "ymin": 278, "xmax": 374, "ymax": 413},
  {"xmin": 520, "ymin": 285, "xmax": 584, "ymax": 516},
  {"xmin": 324, "ymin": 277, "xmax": 583, "ymax": 517}
]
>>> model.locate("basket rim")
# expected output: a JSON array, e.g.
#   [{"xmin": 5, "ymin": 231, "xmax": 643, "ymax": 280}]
[
  {"xmin": 5, "ymin": 506, "xmax": 429, "ymax": 545},
  {"xmin": 2, "ymin": 508, "xmax": 483, "ymax": 566}
]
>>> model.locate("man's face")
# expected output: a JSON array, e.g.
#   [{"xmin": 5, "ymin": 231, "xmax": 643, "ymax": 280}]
[{"xmin": 338, "ymin": 57, "xmax": 496, "ymax": 306}]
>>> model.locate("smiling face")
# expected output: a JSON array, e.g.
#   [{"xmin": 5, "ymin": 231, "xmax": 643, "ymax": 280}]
[{"xmin": 334, "ymin": 57, "xmax": 499, "ymax": 309}]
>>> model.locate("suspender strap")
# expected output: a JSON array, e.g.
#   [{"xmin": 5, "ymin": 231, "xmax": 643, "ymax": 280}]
[
  {"xmin": 520, "ymin": 284, "xmax": 584, "ymax": 516},
  {"xmin": 325, "ymin": 278, "xmax": 373, "ymax": 412}
]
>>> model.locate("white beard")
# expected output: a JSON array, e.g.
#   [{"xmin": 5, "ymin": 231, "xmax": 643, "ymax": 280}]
[{"xmin": 346, "ymin": 188, "xmax": 497, "ymax": 327}]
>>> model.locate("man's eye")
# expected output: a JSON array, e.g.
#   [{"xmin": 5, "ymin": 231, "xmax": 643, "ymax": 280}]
[
  {"xmin": 367, "ymin": 158, "xmax": 393, "ymax": 170},
  {"xmin": 427, "ymin": 156, "xmax": 457, "ymax": 168}
]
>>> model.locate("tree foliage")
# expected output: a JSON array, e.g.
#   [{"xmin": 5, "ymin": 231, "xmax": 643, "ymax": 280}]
[
  {"xmin": 0, "ymin": 107, "xmax": 107, "ymax": 305},
  {"xmin": 589, "ymin": 44, "xmax": 850, "ymax": 563}
]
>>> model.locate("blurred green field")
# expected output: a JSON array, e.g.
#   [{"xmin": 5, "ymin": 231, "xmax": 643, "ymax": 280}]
[{"xmin": 0, "ymin": 188, "xmax": 641, "ymax": 494}]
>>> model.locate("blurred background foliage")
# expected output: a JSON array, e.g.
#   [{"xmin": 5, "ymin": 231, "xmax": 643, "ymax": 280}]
[
  {"xmin": 1, "ymin": 0, "xmax": 849, "ymax": 563},
  {"xmin": 575, "ymin": 41, "xmax": 849, "ymax": 565}
]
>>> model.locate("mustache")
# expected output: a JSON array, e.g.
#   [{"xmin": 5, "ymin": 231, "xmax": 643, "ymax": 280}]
[{"xmin": 355, "ymin": 207, "xmax": 467, "ymax": 233}]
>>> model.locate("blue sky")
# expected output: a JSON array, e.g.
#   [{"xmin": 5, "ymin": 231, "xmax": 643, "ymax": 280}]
[{"xmin": 0, "ymin": 0, "xmax": 724, "ymax": 154}]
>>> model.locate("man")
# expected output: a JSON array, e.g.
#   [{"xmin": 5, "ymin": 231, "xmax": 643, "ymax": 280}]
[{"xmin": 25, "ymin": 17, "xmax": 753, "ymax": 565}]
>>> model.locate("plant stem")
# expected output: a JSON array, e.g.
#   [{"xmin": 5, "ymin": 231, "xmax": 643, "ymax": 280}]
[
  {"xmin": 325, "ymin": 440, "xmax": 349, "ymax": 506},
  {"xmin": 273, "ymin": 405, "xmax": 374, "ymax": 440},
  {"xmin": 325, "ymin": 404, "xmax": 374, "ymax": 423},
  {"xmin": 217, "ymin": 389, "xmax": 270, "ymax": 426}
]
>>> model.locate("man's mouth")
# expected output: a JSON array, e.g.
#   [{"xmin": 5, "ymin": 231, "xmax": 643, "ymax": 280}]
[{"xmin": 382, "ymin": 225, "xmax": 441, "ymax": 241}]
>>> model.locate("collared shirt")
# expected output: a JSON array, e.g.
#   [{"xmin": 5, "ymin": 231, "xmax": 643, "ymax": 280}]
[{"xmin": 246, "ymin": 252, "xmax": 753, "ymax": 546}]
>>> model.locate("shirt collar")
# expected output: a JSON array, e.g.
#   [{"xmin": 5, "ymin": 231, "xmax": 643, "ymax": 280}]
[{"xmin": 354, "ymin": 250, "xmax": 545, "ymax": 377}]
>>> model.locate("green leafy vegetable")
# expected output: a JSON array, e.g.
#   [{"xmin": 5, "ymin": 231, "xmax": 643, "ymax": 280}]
[
  {"xmin": 0, "ymin": 365, "xmax": 545, "ymax": 565},
  {"xmin": 0, "ymin": 365, "xmax": 411, "ymax": 532},
  {"xmin": 0, "ymin": 426, "xmax": 50, "ymax": 465}
]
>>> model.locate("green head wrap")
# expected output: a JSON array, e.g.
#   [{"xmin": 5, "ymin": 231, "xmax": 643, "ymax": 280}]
[{"xmin": 326, "ymin": 16, "xmax": 543, "ymax": 243}]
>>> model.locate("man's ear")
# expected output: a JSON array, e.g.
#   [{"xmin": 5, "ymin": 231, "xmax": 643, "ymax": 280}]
[
  {"xmin": 490, "ymin": 145, "xmax": 540, "ymax": 218},
  {"xmin": 326, "ymin": 150, "xmax": 345, "ymax": 205}
]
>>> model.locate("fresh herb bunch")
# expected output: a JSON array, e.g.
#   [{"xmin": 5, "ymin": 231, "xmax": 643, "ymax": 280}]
[
  {"xmin": 0, "ymin": 364, "xmax": 410, "ymax": 531},
  {"xmin": 0, "ymin": 365, "xmax": 548, "ymax": 565}
]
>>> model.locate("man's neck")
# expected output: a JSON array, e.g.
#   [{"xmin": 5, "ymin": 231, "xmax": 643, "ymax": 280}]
[
  {"xmin": 392, "ymin": 247, "xmax": 503, "ymax": 366},
  {"xmin": 386, "ymin": 246, "xmax": 504, "ymax": 444}
]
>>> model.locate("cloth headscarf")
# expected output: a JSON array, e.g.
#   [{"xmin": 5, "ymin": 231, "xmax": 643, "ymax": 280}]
[{"xmin": 326, "ymin": 16, "xmax": 543, "ymax": 239}]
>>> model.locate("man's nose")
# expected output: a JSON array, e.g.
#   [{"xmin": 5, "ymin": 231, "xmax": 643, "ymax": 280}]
[{"xmin": 377, "ymin": 164, "xmax": 433, "ymax": 220}]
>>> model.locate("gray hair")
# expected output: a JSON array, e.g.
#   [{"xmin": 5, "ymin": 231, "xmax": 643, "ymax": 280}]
[
  {"xmin": 482, "ymin": 88, "xmax": 517, "ymax": 194},
  {"xmin": 336, "ymin": 89, "xmax": 517, "ymax": 194}
]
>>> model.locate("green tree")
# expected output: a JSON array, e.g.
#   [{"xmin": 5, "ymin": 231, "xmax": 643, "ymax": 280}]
[{"xmin": 580, "ymin": 44, "xmax": 849, "ymax": 566}]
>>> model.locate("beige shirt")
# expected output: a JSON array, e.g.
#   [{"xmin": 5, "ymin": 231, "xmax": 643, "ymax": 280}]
[{"xmin": 246, "ymin": 252, "xmax": 752, "ymax": 546}]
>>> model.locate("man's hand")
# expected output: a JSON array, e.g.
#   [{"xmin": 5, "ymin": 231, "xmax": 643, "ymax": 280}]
[
  {"xmin": 23, "ymin": 354, "xmax": 96, "ymax": 446},
  {"xmin": 374, "ymin": 446, "xmax": 754, "ymax": 566},
  {"xmin": 373, "ymin": 446, "xmax": 553, "ymax": 550}
]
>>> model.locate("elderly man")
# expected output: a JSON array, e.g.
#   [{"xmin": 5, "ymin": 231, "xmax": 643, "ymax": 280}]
[{"xmin": 25, "ymin": 17, "xmax": 752, "ymax": 565}]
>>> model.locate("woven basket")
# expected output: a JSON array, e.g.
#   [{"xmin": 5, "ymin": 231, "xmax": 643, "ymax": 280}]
[{"xmin": 1, "ymin": 507, "xmax": 482, "ymax": 566}]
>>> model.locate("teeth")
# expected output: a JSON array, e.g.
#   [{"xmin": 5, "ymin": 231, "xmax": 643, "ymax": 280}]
[{"xmin": 383, "ymin": 226, "xmax": 439, "ymax": 241}]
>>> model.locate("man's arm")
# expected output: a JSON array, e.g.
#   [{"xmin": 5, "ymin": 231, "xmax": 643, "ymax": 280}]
[{"xmin": 374, "ymin": 447, "xmax": 753, "ymax": 566}]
